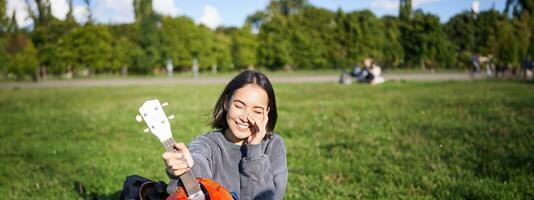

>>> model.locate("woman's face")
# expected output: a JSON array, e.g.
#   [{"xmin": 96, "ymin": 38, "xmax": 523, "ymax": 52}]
[{"xmin": 225, "ymin": 84, "xmax": 269, "ymax": 143}]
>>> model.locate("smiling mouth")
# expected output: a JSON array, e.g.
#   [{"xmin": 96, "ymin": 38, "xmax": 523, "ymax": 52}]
[{"xmin": 236, "ymin": 121, "xmax": 249, "ymax": 130}]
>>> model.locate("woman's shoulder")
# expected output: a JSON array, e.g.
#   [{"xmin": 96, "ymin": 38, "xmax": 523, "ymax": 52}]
[
  {"xmin": 263, "ymin": 133, "xmax": 286, "ymax": 151},
  {"xmin": 188, "ymin": 131, "xmax": 225, "ymax": 154},
  {"xmin": 191, "ymin": 130, "xmax": 224, "ymax": 144},
  {"xmin": 266, "ymin": 133, "xmax": 284, "ymax": 145}
]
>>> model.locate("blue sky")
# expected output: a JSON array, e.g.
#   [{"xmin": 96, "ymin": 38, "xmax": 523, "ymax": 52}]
[{"xmin": 7, "ymin": 0, "xmax": 506, "ymax": 28}]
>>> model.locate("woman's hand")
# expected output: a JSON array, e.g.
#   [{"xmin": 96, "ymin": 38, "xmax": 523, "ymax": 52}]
[
  {"xmin": 246, "ymin": 109, "xmax": 269, "ymax": 145},
  {"xmin": 162, "ymin": 142, "xmax": 194, "ymax": 176}
]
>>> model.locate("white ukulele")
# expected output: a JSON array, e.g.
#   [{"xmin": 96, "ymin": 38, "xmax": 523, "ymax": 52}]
[{"xmin": 135, "ymin": 99, "xmax": 234, "ymax": 200}]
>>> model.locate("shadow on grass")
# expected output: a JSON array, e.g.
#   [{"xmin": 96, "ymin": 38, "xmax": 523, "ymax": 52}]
[{"xmin": 74, "ymin": 182, "xmax": 121, "ymax": 200}]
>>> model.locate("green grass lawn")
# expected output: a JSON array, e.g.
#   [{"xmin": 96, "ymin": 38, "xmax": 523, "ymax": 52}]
[{"xmin": 0, "ymin": 80, "xmax": 533, "ymax": 199}]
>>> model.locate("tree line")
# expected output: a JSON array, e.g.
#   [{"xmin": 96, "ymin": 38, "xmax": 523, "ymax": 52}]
[{"xmin": 0, "ymin": 0, "xmax": 533, "ymax": 80}]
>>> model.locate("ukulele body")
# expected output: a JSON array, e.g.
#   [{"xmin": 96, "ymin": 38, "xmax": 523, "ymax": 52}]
[{"xmin": 167, "ymin": 178, "xmax": 234, "ymax": 200}]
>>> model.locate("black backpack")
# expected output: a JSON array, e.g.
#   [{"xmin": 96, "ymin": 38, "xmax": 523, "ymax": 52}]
[{"xmin": 119, "ymin": 175, "xmax": 169, "ymax": 200}]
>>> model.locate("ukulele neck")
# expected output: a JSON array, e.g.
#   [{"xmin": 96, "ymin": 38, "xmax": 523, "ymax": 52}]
[{"xmin": 162, "ymin": 138, "xmax": 205, "ymax": 200}]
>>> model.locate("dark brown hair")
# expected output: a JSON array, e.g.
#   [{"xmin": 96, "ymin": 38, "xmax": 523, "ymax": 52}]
[{"xmin": 211, "ymin": 70, "xmax": 278, "ymax": 138}]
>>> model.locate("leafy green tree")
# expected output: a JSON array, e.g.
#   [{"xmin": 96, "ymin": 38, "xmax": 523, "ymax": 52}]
[
  {"xmin": 258, "ymin": 15, "xmax": 293, "ymax": 70},
  {"xmin": 27, "ymin": 0, "xmax": 53, "ymax": 28},
  {"xmin": 2, "ymin": 3, "xmax": 38, "ymax": 80},
  {"xmin": 246, "ymin": 11, "xmax": 268, "ymax": 31},
  {"xmin": 288, "ymin": 6, "xmax": 335, "ymax": 69},
  {"xmin": 267, "ymin": 0, "xmax": 309, "ymax": 16},
  {"xmin": 0, "ymin": 0, "xmax": 7, "ymax": 78},
  {"xmin": 331, "ymin": 9, "xmax": 349, "ymax": 68},
  {"xmin": 400, "ymin": 0, "xmax": 412, "ymax": 20},
  {"xmin": 446, "ymin": 12, "xmax": 476, "ymax": 53},
  {"xmin": 381, "ymin": 16, "xmax": 404, "ymax": 68},
  {"xmin": 333, "ymin": 10, "xmax": 386, "ymax": 68},
  {"xmin": 160, "ymin": 16, "xmax": 193, "ymax": 71},
  {"xmin": 0, "ymin": 38, "xmax": 6, "ymax": 79},
  {"xmin": 49, "ymin": 35, "xmax": 75, "ymax": 74},
  {"xmin": 51, "ymin": 24, "xmax": 113, "ymax": 75},
  {"xmin": 504, "ymin": 0, "xmax": 534, "ymax": 18},
  {"xmin": 400, "ymin": 11, "xmax": 456, "ymax": 68},
  {"xmin": 473, "ymin": 10, "xmax": 504, "ymax": 55},
  {"xmin": 231, "ymin": 24, "xmax": 258, "ymax": 69},
  {"xmin": 351, "ymin": 10, "xmax": 386, "ymax": 64},
  {"xmin": 4, "ymin": 34, "xmax": 39, "ymax": 80},
  {"xmin": 108, "ymin": 23, "xmax": 139, "ymax": 44},
  {"xmin": 445, "ymin": 11, "xmax": 476, "ymax": 67},
  {"xmin": 111, "ymin": 36, "xmax": 143, "ymax": 74},
  {"xmin": 494, "ymin": 17, "xmax": 530, "ymax": 66},
  {"xmin": 26, "ymin": 0, "xmax": 78, "ymax": 78},
  {"xmin": 193, "ymin": 25, "xmax": 217, "ymax": 70},
  {"xmin": 134, "ymin": 0, "xmax": 162, "ymax": 73},
  {"xmin": 137, "ymin": 15, "xmax": 162, "ymax": 72},
  {"xmin": 213, "ymin": 31, "xmax": 233, "ymax": 71},
  {"xmin": 0, "ymin": 0, "xmax": 7, "ymax": 32},
  {"xmin": 504, "ymin": 0, "xmax": 534, "ymax": 58},
  {"xmin": 32, "ymin": 18, "xmax": 78, "ymax": 74}
]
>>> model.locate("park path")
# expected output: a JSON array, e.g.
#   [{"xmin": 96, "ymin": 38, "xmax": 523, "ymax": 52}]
[{"xmin": 0, "ymin": 73, "xmax": 472, "ymax": 88}]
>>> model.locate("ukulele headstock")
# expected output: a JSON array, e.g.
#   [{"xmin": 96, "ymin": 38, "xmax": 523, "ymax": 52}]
[{"xmin": 136, "ymin": 99, "xmax": 175, "ymax": 142}]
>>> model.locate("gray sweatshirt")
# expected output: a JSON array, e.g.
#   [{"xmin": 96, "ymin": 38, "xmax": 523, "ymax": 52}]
[{"xmin": 167, "ymin": 130, "xmax": 288, "ymax": 200}]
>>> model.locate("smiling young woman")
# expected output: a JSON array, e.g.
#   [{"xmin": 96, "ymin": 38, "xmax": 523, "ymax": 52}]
[{"xmin": 163, "ymin": 70, "xmax": 288, "ymax": 200}]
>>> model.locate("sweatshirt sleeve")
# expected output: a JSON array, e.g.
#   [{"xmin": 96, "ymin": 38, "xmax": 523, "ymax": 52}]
[{"xmin": 239, "ymin": 135, "xmax": 288, "ymax": 200}]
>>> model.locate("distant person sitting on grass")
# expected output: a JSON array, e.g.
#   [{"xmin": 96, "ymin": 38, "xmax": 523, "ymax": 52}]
[
  {"xmin": 339, "ymin": 58, "xmax": 386, "ymax": 85},
  {"xmin": 364, "ymin": 58, "xmax": 385, "ymax": 85},
  {"xmin": 163, "ymin": 70, "xmax": 288, "ymax": 200},
  {"xmin": 351, "ymin": 64, "xmax": 369, "ymax": 82}
]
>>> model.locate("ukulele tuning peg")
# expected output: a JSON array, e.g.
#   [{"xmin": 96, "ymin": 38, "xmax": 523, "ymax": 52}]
[
  {"xmin": 135, "ymin": 115, "xmax": 143, "ymax": 122},
  {"xmin": 161, "ymin": 102, "xmax": 169, "ymax": 107},
  {"xmin": 144, "ymin": 128, "xmax": 150, "ymax": 133},
  {"xmin": 168, "ymin": 114, "xmax": 175, "ymax": 120}
]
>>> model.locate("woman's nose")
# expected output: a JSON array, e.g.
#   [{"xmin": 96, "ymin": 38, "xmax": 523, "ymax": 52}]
[
  {"xmin": 241, "ymin": 108, "xmax": 250, "ymax": 117},
  {"xmin": 238, "ymin": 112, "xmax": 248, "ymax": 121}
]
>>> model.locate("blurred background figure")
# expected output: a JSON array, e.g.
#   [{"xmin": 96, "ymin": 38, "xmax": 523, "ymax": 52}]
[
  {"xmin": 471, "ymin": 53, "xmax": 481, "ymax": 77},
  {"xmin": 369, "ymin": 63, "xmax": 385, "ymax": 85},
  {"xmin": 338, "ymin": 57, "xmax": 385, "ymax": 85},
  {"xmin": 523, "ymin": 56, "xmax": 533, "ymax": 81},
  {"xmin": 479, "ymin": 55, "xmax": 495, "ymax": 79}
]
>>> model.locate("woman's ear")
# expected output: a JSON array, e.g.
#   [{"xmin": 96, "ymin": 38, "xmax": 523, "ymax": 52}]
[{"xmin": 266, "ymin": 106, "xmax": 270, "ymax": 113}]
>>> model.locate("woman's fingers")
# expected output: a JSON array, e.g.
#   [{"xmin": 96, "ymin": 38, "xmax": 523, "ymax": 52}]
[
  {"xmin": 246, "ymin": 114, "xmax": 256, "ymax": 126},
  {"xmin": 170, "ymin": 162, "xmax": 189, "ymax": 170},
  {"xmin": 173, "ymin": 143, "xmax": 194, "ymax": 168},
  {"xmin": 246, "ymin": 114, "xmax": 260, "ymax": 133},
  {"xmin": 166, "ymin": 158, "xmax": 186, "ymax": 166},
  {"xmin": 173, "ymin": 142, "xmax": 187, "ymax": 151},
  {"xmin": 162, "ymin": 151, "xmax": 183, "ymax": 160},
  {"xmin": 161, "ymin": 143, "xmax": 195, "ymax": 176},
  {"xmin": 168, "ymin": 162, "xmax": 190, "ymax": 176},
  {"xmin": 163, "ymin": 152, "xmax": 191, "ymax": 176},
  {"xmin": 249, "ymin": 114, "xmax": 265, "ymax": 132},
  {"xmin": 162, "ymin": 142, "xmax": 194, "ymax": 167}
]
